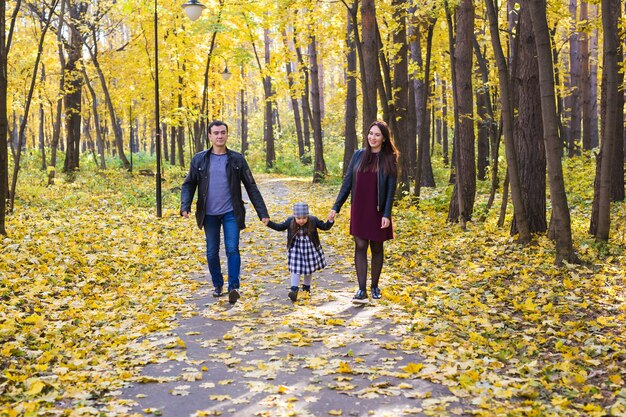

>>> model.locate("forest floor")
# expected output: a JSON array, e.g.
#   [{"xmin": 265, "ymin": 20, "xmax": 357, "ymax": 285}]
[
  {"xmin": 119, "ymin": 176, "xmax": 470, "ymax": 417},
  {"xmin": 3, "ymin": 161, "xmax": 624, "ymax": 417}
]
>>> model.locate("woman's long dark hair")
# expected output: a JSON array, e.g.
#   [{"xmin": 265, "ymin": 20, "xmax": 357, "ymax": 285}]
[{"xmin": 358, "ymin": 120, "xmax": 399, "ymax": 176}]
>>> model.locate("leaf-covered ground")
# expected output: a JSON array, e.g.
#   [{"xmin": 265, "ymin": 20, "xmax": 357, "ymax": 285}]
[{"xmin": 1, "ymin": 155, "xmax": 625, "ymax": 416}]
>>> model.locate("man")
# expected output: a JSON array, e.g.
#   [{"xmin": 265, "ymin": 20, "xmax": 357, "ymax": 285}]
[{"xmin": 181, "ymin": 120, "xmax": 269, "ymax": 304}]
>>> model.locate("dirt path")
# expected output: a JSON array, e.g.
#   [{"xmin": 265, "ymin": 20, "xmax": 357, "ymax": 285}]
[{"xmin": 119, "ymin": 177, "xmax": 469, "ymax": 417}]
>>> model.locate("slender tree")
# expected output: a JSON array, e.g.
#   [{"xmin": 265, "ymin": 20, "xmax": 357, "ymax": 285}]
[
  {"xmin": 0, "ymin": 0, "xmax": 13, "ymax": 235},
  {"xmin": 528, "ymin": 0, "xmax": 577, "ymax": 263},
  {"xmin": 590, "ymin": 0, "xmax": 620, "ymax": 240},
  {"xmin": 343, "ymin": 2, "xmax": 358, "ymax": 175},
  {"xmin": 485, "ymin": 0, "xmax": 530, "ymax": 242},
  {"xmin": 63, "ymin": 1, "xmax": 88, "ymax": 173},
  {"xmin": 361, "ymin": 0, "xmax": 378, "ymax": 133},
  {"xmin": 308, "ymin": 35, "xmax": 326, "ymax": 183},
  {"xmin": 447, "ymin": 0, "xmax": 475, "ymax": 224},
  {"xmin": 513, "ymin": 5, "xmax": 546, "ymax": 234}
]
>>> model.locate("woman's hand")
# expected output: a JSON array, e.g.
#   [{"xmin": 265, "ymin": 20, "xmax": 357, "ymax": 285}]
[
  {"xmin": 381, "ymin": 217, "xmax": 390, "ymax": 229},
  {"xmin": 328, "ymin": 209, "xmax": 337, "ymax": 222}
]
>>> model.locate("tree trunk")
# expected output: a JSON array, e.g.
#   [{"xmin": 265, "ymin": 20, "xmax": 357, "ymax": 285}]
[
  {"xmin": 392, "ymin": 0, "xmax": 410, "ymax": 194},
  {"xmin": 343, "ymin": 3, "xmax": 358, "ymax": 176},
  {"xmin": 361, "ymin": 0, "xmax": 378, "ymax": 133},
  {"xmin": 528, "ymin": 0, "xmax": 577, "ymax": 263},
  {"xmin": 549, "ymin": 27, "xmax": 568, "ymax": 154},
  {"xmin": 48, "ymin": 0, "xmax": 66, "ymax": 185},
  {"xmin": 282, "ymin": 29, "xmax": 305, "ymax": 162},
  {"xmin": 589, "ymin": 5, "xmax": 600, "ymax": 149},
  {"xmin": 473, "ymin": 37, "xmax": 490, "ymax": 182},
  {"xmin": 83, "ymin": 67, "xmax": 106, "ymax": 169},
  {"xmin": 240, "ymin": 66, "xmax": 248, "ymax": 155},
  {"xmin": 63, "ymin": 1, "xmax": 87, "ymax": 173},
  {"xmin": 513, "ymin": 5, "xmax": 546, "ymax": 234},
  {"xmin": 309, "ymin": 36, "xmax": 327, "ymax": 183},
  {"xmin": 484, "ymin": 0, "xmax": 531, "ymax": 242},
  {"xmin": 0, "ymin": 0, "xmax": 10, "ymax": 235},
  {"xmin": 610, "ymin": 12, "xmax": 624, "ymax": 203},
  {"xmin": 39, "ymin": 66, "xmax": 47, "ymax": 171},
  {"xmin": 580, "ymin": 0, "xmax": 592, "ymax": 150},
  {"xmin": 447, "ymin": 0, "xmax": 475, "ymax": 224},
  {"xmin": 415, "ymin": 20, "xmax": 436, "ymax": 200},
  {"xmin": 591, "ymin": 0, "xmax": 620, "ymax": 240},
  {"xmin": 294, "ymin": 41, "xmax": 312, "ymax": 164},
  {"xmin": 566, "ymin": 0, "xmax": 582, "ymax": 156},
  {"xmin": 263, "ymin": 27, "xmax": 275, "ymax": 168},
  {"xmin": 442, "ymin": 79, "xmax": 449, "ymax": 166}
]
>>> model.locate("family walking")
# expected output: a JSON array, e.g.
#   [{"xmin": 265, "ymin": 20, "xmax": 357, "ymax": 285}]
[{"xmin": 181, "ymin": 120, "xmax": 399, "ymax": 305}]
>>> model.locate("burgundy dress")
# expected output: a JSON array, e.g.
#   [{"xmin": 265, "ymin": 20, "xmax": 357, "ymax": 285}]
[{"xmin": 350, "ymin": 169, "xmax": 394, "ymax": 242}]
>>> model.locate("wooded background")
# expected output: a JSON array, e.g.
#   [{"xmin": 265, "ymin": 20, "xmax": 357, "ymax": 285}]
[{"xmin": 0, "ymin": 0, "xmax": 624, "ymax": 263}]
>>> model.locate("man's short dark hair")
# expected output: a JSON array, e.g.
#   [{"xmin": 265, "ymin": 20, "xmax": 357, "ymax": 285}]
[{"xmin": 208, "ymin": 120, "xmax": 228, "ymax": 133}]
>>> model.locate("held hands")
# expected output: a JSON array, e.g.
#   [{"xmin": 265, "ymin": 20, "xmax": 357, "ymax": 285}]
[
  {"xmin": 327, "ymin": 209, "xmax": 337, "ymax": 222},
  {"xmin": 381, "ymin": 217, "xmax": 390, "ymax": 229},
  {"xmin": 262, "ymin": 218, "xmax": 270, "ymax": 225},
  {"xmin": 182, "ymin": 211, "xmax": 190, "ymax": 218}
]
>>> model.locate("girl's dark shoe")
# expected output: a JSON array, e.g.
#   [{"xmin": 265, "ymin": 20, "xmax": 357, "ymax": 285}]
[
  {"xmin": 371, "ymin": 287, "xmax": 382, "ymax": 299},
  {"xmin": 212, "ymin": 287, "xmax": 224, "ymax": 297},
  {"xmin": 228, "ymin": 289, "xmax": 240, "ymax": 304},
  {"xmin": 352, "ymin": 290, "xmax": 368, "ymax": 304},
  {"xmin": 301, "ymin": 285, "xmax": 311, "ymax": 293},
  {"xmin": 288, "ymin": 286, "xmax": 299, "ymax": 302}
]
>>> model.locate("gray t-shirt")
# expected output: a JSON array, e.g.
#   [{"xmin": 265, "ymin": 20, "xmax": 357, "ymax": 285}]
[{"xmin": 205, "ymin": 153, "xmax": 233, "ymax": 215}]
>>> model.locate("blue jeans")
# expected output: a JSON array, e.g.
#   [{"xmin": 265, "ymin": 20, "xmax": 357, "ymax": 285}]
[{"xmin": 204, "ymin": 211, "xmax": 241, "ymax": 291}]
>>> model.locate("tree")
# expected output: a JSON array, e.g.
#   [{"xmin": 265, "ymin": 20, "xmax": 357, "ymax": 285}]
[
  {"xmin": 63, "ymin": 1, "xmax": 88, "ymax": 173},
  {"xmin": 565, "ymin": 0, "xmax": 582, "ymax": 156},
  {"xmin": 590, "ymin": 0, "xmax": 621, "ymax": 240},
  {"xmin": 0, "ymin": 0, "xmax": 13, "ymax": 235},
  {"xmin": 484, "ymin": 0, "xmax": 530, "ymax": 243},
  {"xmin": 308, "ymin": 35, "xmax": 326, "ymax": 183},
  {"xmin": 528, "ymin": 0, "xmax": 577, "ymax": 263},
  {"xmin": 361, "ymin": 0, "xmax": 378, "ymax": 133},
  {"xmin": 447, "ymin": 0, "xmax": 476, "ymax": 225},
  {"xmin": 343, "ymin": 2, "xmax": 358, "ymax": 176},
  {"xmin": 513, "ymin": 5, "xmax": 546, "ymax": 234}
]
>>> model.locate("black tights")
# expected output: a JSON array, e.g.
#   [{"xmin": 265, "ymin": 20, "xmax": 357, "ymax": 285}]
[{"xmin": 354, "ymin": 237, "xmax": 384, "ymax": 291}]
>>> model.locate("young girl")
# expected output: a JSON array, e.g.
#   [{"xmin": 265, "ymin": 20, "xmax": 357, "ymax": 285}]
[{"xmin": 266, "ymin": 202, "xmax": 334, "ymax": 301}]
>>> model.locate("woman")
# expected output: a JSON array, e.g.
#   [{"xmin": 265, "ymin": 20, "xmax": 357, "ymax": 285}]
[{"xmin": 328, "ymin": 120, "xmax": 399, "ymax": 304}]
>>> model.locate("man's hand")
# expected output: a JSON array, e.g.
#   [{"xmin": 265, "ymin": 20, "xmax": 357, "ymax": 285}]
[
  {"xmin": 262, "ymin": 218, "xmax": 270, "ymax": 225},
  {"xmin": 182, "ymin": 211, "xmax": 190, "ymax": 218},
  {"xmin": 327, "ymin": 209, "xmax": 337, "ymax": 222},
  {"xmin": 381, "ymin": 217, "xmax": 390, "ymax": 229}
]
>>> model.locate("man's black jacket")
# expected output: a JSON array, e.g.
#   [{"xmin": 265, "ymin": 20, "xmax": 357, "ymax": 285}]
[{"xmin": 181, "ymin": 148, "xmax": 269, "ymax": 229}]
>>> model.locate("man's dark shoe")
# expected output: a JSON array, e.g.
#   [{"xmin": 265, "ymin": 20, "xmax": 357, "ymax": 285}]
[
  {"xmin": 371, "ymin": 287, "xmax": 382, "ymax": 299},
  {"xmin": 212, "ymin": 287, "xmax": 224, "ymax": 297},
  {"xmin": 288, "ymin": 286, "xmax": 299, "ymax": 302},
  {"xmin": 228, "ymin": 289, "xmax": 240, "ymax": 304},
  {"xmin": 301, "ymin": 285, "xmax": 311, "ymax": 293},
  {"xmin": 352, "ymin": 289, "xmax": 368, "ymax": 304}
]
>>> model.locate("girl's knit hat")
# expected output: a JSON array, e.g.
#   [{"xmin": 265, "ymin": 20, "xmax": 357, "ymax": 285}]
[{"xmin": 293, "ymin": 202, "xmax": 309, "ymax": 217}]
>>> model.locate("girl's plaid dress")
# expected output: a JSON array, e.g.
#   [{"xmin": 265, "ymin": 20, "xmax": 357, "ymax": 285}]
[{"xmin": 288, "ymin": 229, "xmax": 327, "ymax": 274}]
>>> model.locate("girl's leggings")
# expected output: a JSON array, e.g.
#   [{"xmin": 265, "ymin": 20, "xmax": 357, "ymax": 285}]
[{"xmin": 291, "ymin": 273, "xmax": 312, "ymax": 287}]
